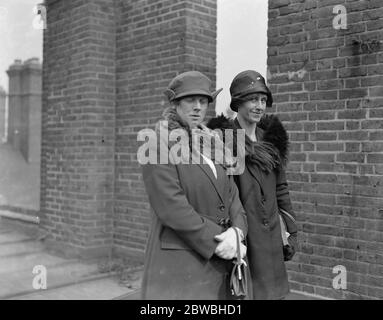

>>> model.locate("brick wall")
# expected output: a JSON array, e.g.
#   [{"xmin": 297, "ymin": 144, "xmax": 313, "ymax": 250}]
[
  {"xmin": 41, "ymin": 0, "xmax": 217, "ymax": 258},
  {"xmin": 268, "ymin": 0, "xmax": 383, "ymax": 299},
  {"xmin": 113, "ymin": 0, "xmax": 217, "ymax": 256},
  {"xmin": 41, "ymin": 0, "xmax": 116, "ymax": 257}
]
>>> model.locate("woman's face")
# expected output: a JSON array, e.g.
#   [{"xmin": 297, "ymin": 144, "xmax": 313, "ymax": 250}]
[
  {"xmin": 175, "ymin": 95, "xmax": 209, "ymax": 128},
  {"xmin": 237, "ymin": 93, "xmax": 268, "ymax": 124}
]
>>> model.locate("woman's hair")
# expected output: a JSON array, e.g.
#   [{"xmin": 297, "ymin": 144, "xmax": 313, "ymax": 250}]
[
  {"xmin": 171, "ymin": 99, "xmax": 180, "ymax": 107},
  {"xmin": 231, "ymin": 92, "xmax": 268, "ymax": 111}
]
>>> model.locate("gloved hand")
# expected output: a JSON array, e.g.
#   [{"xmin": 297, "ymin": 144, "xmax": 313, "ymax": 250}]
[
  {"xmin": 283, "ymin": 233, "xmax": 297, "ymax": 261},
  {"xmin": 214, "ymin": 227, "xmax": 237, "ymax": 260},
  {"xmin": 214, "ymin": 227, "xmax": 245, "ymax": 260}
]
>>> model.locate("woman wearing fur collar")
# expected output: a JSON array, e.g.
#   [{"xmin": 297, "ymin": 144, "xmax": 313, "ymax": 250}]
[
  {"xmin": 208, "ymin": 70, "xmax": 298, "ymax": 300},
  {"xmin": 140, "ymin": 71, "xmax": 249, "ymax": 300}
]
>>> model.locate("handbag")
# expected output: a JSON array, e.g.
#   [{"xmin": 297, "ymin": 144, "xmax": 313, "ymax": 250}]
[
  {"xmin": 229, "ymin": 227, "xmax": 248, "ymax": 298},
  {"xmin": 279, "ymin": 208, "xmax": 296, "ymax": 261},
  {"xmin": 279, "ymin": 210, "xmax": 290, "ymax": 246}
]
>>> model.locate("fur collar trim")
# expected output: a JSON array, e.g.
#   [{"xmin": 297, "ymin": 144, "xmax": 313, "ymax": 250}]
[
  {"xmin": 207, "ymin": 114, "xmax": 289, "ymax": 172},
  {"xmin": 258, "ymin": 114, "xmax": 289, "ymax": 165},
  {"xmin": 155, "ymin": 107, "xmax": 237, "ymax": 169}
]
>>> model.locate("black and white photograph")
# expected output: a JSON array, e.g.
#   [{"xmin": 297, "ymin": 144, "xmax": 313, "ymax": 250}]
[{"xmin": 0, "ymin": 0, "xmax": 382, "ymax": 306}]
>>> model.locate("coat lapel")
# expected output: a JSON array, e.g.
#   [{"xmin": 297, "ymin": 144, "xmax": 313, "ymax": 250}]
[
  {"xmin": 196, "ymin": 163, "xmax": 225, "ymax": 203},
  {"xmin": 246, "ymin": 161, "xmax": 263, "ymax": 191},
  {"xmin": 215, "ymin": 165, "xmax": 226, "ymax": 197},
  {"xmin": 234, "ymin": 118, "xmax": 264, "ymax": 192}
]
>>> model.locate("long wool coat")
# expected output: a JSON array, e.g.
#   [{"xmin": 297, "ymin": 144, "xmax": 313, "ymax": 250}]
[
  {"xmin": 140, "ymin": 110, "xmax": 248, "ymax": 300},
  {"xmin": 208, "ymin": 115, "xmax": 298, "ymax": 300}
]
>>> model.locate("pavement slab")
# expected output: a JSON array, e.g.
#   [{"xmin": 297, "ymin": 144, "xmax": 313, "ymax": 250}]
[
  {"xmin": 0, "ymin": 230, "xmax": 34, "ymax": 243},
  {"xmin": 0, "ymin": 239, "xmax": 44, "ymax": 257},
  {"xmin": 0, "ymin": 258, "xmax": 103, "ymax": 299},
  {"xmin": 0, "ymin": 217, "xmax": 142, "ymax": 300},
  {"xmin": 10, "ymin": 275, "xmax": 140, "ymax": 300}
]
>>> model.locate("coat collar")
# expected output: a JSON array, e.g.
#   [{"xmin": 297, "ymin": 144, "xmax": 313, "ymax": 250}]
[{"xmin": 156, "ymin": 106, "xmax": 227, "ymax": 202}]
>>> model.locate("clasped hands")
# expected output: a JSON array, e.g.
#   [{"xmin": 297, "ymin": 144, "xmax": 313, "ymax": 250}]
[{"xmin": 214, "ymin": 227, "xmax": 246, "ymax": 260}]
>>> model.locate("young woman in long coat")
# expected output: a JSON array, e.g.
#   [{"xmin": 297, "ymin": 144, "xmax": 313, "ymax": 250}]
[
  {"xmin": 208, "ymin": 70, "xmax": 298, "ymax": 300},
  {"xmin": 139, "ymin": 71, "xmax": 249, "ymax": 300}
]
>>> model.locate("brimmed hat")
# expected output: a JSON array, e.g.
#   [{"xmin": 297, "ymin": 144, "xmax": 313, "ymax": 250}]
[
  {"xmin": 164, "ymin": 71, "xmax": 222, "ymax": 103},
  {"xmin": 229, "ymin": 70, "xmax": 273, "ymax": 112}
]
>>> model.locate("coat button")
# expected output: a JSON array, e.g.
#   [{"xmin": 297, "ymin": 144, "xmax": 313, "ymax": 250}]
[
  {"xmin": 261, "ymin": 197, "xmax": 266, "ymax": 204},
  {"xmin": 219, "ymin": 204, "xmax": 225, "ymax": 212},
  {"xmin": 263, "ymin": 219, "xmax": 269, "ymax": 226}
]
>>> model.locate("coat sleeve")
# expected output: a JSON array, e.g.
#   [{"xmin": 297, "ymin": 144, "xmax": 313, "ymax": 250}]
[
  {"xmin": 228, "ymin": 175, "xmax": 248, "ymax": 238},
  {"xmin": 142, "ymin": 163, "xmax": 223, "ymax": 260},
  {"xmin": 276, "ymin": 168, "xmax": 298, "ymax": 235}
]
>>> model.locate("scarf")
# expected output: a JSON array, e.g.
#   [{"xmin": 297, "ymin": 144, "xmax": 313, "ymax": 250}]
[
  {"xmin": 241, "ymin": 123, "xmax": 282, "ymax": 173},
  {"xmin": 155, "ymin": 106, "xmax": 237, "ymax": 169}
]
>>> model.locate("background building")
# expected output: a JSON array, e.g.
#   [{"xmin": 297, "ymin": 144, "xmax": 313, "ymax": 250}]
[
  {"xmin": 0, "ymin": 86, "xmax": 6, "ymax": 142},
  {"xmin": 0, "ymin": 58, "xmax": 41, "ymax": 211},
  {"xmin": 6, "ymin": 58, "xmax": 42, "ymax": 163}
]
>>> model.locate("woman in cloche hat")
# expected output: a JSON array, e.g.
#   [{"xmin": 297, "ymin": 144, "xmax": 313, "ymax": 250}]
[
  {"xmin": 140, "ymin": 71, "xmax": 250, "ymax": 300},
  {"xmin": 208, "ymin": 70, "xmax": 298, "ymax": 300}
]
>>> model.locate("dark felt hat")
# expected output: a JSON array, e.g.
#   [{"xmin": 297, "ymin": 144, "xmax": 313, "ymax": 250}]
[
  {"xmin": 164, "ymin": 71, "xmax": 222, "ymax": 103},
  {"xmin": 229, "ymin": 70, "xmax": 273, "ymax": 112}
]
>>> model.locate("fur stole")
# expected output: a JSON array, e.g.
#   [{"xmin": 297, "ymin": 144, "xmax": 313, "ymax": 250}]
[{"xmin": 207, "ymin": 114, "xmax": 289, "ymax": 173}]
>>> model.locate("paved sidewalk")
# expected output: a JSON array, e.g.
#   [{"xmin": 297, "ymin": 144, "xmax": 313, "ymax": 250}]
[
  {"xmin": 116, "ymin": 289, "xmax": 321, "ymax": 300},
  {"xmin": 0, "ymin": 217, "xmax": 322, "ymax": 300},
  {"xmin": 0, "ymin": 217, "xmax": 142, "ymax": 300}
]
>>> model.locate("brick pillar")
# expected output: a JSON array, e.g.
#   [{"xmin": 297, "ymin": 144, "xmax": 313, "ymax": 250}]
[
  {"xmin": 184, "ymin": 1, "xmax": 218, "ymax": 119},
  {"xmin": 113, "ymin": 0, "xmax": 218, "ymax": 256},
  {"xmin": 268, "ymin": 0, "xmax": 383, "ymax": 299},
  {"xmin": 0, "ymin": 86, "xmax": 5, "ymax": 142},
  {"xmin": 41, "ymin": 0, "xmax": 116, "ymax": 258},
  {"xmin": 41, "ymin": 0, "xmax": 217, "ymax": 259}
]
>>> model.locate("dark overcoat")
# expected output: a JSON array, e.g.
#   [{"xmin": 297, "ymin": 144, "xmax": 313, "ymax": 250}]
[
  {"xmin": 208, "ymin": 115, "xmax": 298, "ymax": 300},
  {"xmin": 140, "ymin": 116, "xmax": 248, "ymax": 300}
]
